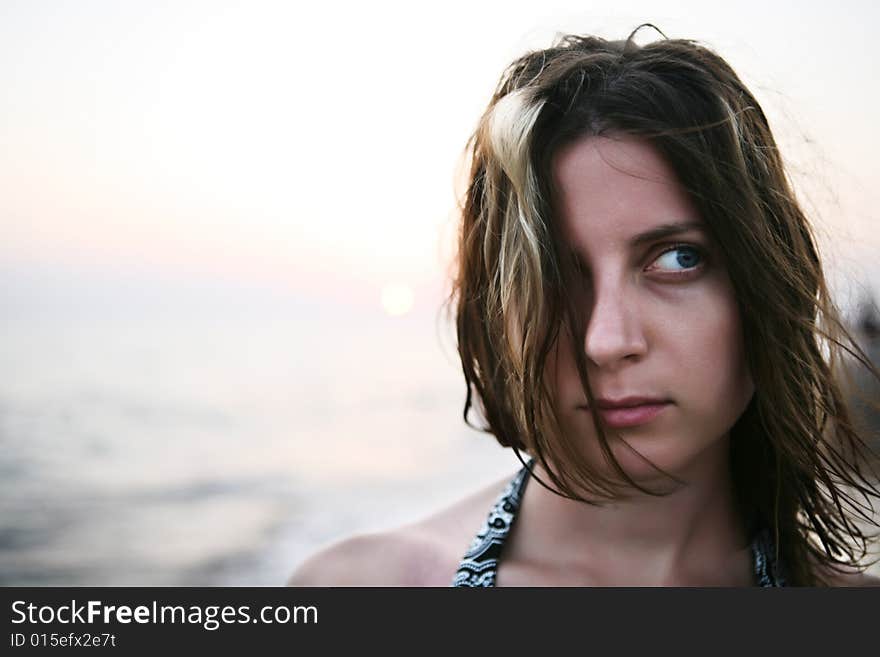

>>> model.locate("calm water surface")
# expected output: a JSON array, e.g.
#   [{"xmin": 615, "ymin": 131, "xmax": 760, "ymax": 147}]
[{"xmin": 0, "ymin": 292, "xmax": 515, "ymax": 585}]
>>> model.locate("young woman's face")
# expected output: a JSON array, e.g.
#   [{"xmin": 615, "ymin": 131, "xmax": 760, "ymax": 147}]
[{"xmin": 546, "ymin": 136, "xmax": 754, "ymax": 484}]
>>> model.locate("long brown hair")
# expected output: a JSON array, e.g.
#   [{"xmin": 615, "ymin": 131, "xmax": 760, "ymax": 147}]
[{"xmin": 445, "ymin": 27, "xmax": 880, "ymax": 585}]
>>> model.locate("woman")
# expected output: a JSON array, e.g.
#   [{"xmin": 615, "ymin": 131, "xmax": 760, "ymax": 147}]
[{"xmin": 289, "ymin": 28, "xmax": 880, "ymax": 586}]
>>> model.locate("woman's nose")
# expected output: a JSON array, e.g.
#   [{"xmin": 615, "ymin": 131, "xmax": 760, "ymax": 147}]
[{"xmin": 583, "ymin": 284, "xmax": 648, "ymax": 369}]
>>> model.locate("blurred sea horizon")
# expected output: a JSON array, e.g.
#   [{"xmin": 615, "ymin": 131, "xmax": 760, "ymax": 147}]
[{"xmin": 0, "ymin": 266, "xmax": 518, "ymax": 585}]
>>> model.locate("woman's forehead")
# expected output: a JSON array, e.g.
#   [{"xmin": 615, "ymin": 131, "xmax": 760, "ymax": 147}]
[
  {"xmin": 551, "ymin": 136, "xmax": 705, "ymax": 248},
  {"xmin": 553, "ymin": 135, "xmax": 675, "ymax": 184}
]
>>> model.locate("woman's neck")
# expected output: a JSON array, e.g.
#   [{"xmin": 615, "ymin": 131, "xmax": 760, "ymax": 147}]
[{"xmin": 506, "ymin": 438, "xmax": 753, "ymax": 586}]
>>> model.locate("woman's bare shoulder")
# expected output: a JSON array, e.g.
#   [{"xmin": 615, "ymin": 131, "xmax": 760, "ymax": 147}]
[
  {"xmin": 285, "ymin": 529, "xmax": 443, "ymax": 587},
  {"xmin": 287, "ymin": 473, "xmax": 513, "ymax": 587}
]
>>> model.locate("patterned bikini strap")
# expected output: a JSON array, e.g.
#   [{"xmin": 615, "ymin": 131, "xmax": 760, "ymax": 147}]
[
  {"xmin": 450, "ymin": 464, "xmax": 531, "ymax": 587},
  {"xmin": 751, "ymin": 527, "xmax": 787, "ymax": 587}
]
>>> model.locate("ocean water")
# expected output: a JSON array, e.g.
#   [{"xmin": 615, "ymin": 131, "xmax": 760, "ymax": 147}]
[{"xmin": 0, "ymin": 286, "xmax": 516, "ymax": 586}]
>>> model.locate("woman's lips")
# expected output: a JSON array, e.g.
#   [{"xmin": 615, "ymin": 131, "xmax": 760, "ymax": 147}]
[{"xmin": 579, "ymin": 400, "xmax": 671, "ymax": 428}]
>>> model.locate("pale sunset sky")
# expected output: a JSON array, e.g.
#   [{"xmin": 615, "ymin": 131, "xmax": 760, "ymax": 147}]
[{"xmin": 2, "ymin": 0, "xmax": 878, "ymax": 318}]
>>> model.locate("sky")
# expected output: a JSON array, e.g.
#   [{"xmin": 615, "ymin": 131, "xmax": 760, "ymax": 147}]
[{"xmin": 1, "ymin": 0, "xmax": 878, "ymax": 317}]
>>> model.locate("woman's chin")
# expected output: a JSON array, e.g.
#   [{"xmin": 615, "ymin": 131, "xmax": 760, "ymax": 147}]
[{"xmin": 605, "ymin": 431, "xmax": 730, "ymax": 489}]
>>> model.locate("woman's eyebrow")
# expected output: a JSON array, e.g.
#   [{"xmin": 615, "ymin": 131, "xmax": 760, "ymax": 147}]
[
  {"xmin": 629, "ymin": 221, "xmax": 705, "ymax": 247},
  {"xmin": 567, "ymin": 220, "xmax": 708, "ymax": 270}
]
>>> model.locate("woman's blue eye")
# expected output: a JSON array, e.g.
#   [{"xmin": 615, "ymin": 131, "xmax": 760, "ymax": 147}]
[{"xmin": 651, "ymin": 245, "xmax": 703, "ymax": 272}]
